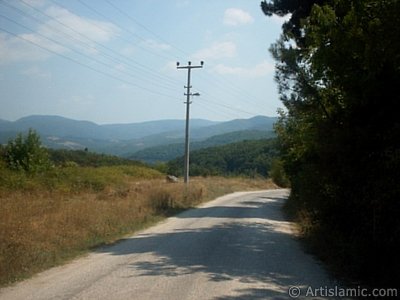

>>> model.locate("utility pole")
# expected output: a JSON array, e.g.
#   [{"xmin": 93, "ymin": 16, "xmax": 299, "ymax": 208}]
[{"xmin": 177, "ymin": 61, "xmax": 204, "ymax": 184}]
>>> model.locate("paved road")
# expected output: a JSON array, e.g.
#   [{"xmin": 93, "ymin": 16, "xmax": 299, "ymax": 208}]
[{"xmin": 0, "ymin": 189, "xmax": 341, "ymax": 300}]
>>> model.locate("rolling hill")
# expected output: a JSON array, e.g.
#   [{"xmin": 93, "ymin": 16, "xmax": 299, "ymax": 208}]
[
  {"xmin": 0, "ymin": 115, "xmax": 218, "ymax": 140},
  {"xmin": 0, "ymin": 115, "xmax": 278, "ymax": 159}
]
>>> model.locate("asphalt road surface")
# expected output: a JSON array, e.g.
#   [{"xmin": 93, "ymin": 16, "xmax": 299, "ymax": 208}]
[{"xmin": 0, "ymin": 189, "xmax": 342, "ymax": 300}]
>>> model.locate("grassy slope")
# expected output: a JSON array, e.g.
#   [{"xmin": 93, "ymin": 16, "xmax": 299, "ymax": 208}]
[{"xmin": 0, "ymin": 162, "xmax": 276, "ymax": 286}]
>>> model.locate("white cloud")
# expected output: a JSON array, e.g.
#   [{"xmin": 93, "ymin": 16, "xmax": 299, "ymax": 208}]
[
  {"xmin": 142, "ymin": 39, "xmax": 171, "ymax": 51},
  {"xmin": 120, "ymin": 45, "xmax": 136, "ymax": 57},
  {"xmin": 116, "ymin": 83, "xmax": 133, "ymax": 91},
  {"xmin": 20, "ymin": 66, "xmax": 51, "ymax": 79},
  {"xmin": 213, "ymin": 60, "xmax": 274, "ymax": 78},
  {"xmin": 223, "ymin": 8, "xmax": 254, "ymax": 27},
  {"xmin": 114, "ymin": 64, "xmax": 126, "ymax": 72},
  {"xmin": 0, "ymin": 5, "xmax": 119, "ymax": 64},
  {"xmin": 21, "ymin": 32, "xmax": 67, "ymax": 54},
  {"xmin": 163, "ymin": 61, "xmax": 178, "ymax": 71},
  {"xmin": 192, "ymin": 41, "xmax": 236, "ymax": 61},
  {"xmin": 24, "ymin": 0, "xmax": 47, "ymax": 7},
  {"xmin": 44, "ymin": 6, "xmax": 118, "ymax": 43},
  {"xmin": 0, "ymin": 33, "xmax": 49, "ymax": 64}
]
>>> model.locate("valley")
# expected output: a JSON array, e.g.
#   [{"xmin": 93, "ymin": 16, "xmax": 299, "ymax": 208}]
[{"xmin": 0, "ymin": 115, "xmax": 277, "ymax": 160}]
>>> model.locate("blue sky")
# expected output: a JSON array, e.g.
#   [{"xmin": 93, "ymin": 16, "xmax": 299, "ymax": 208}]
[{"xmin": 0, "ymin": 0, "xmax": 287, "ymax": 124}]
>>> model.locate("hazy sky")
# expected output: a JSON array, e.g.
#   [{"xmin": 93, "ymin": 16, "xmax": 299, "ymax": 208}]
[{"xmin": 0, "ymin": 0, "xmax": 287, "ymax": 124}]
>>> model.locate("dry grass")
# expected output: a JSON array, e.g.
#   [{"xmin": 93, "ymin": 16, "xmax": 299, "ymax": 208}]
[{"xmin": 0, "ymin": 168, "xmax": 276, "ymax": 286}]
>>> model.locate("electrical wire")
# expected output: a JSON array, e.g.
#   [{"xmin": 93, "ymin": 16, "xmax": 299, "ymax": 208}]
[
  {"xmin": 0, "ymin": 13, "xmax": 178, "ymax": 95},
  {"xmin": 71, "ymin": 0, "xmax": 173, "ymax": 61},
  {"xmin": 0, "ymin": 24, "xmax": 178, "ymax": 100},
  {"xmin": 103, "ymin": 0, "xmax": 188, "ymax": 59},
  {"xmin": 76, "ymin": 0, "xmax": 275, "ymax": 115},
  {"xmin": 2, "ymin": 0, "xmax": 278, "ymax": 119},
  {"xmin": 5, "ymin": 0, "xmax": 181, "ymax": 91},
  {"xmin": 41, "ymin": 0, "xmax": 182, "ymax": 86},
  {"xmin": 194, "ymin": 100, "xmax": 244, "ymax": 120}
]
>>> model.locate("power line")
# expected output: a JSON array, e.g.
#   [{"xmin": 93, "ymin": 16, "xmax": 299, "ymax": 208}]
[
  {"xmin": 0, "ymin": 24, "xmax": 177, "ymax": 100},
  {"xmin": 103, "ymin": 0, "xmax": 188, "ymax": 59},
  {"xmin": 17, "ymin": 0, "xmax": 181, "ymax": 88},
  {"xmin": 70, "ymin": 0, "xmax": 173, "ymax": 61},
  {"xmin": 71, "ymin": 0, "xmax": 273, "ymax": 115},
  {"xmin": 2, "ymin": 1, "xmax": 180, "ymax": 93},
  {"xmin": 195, "ymin": 100, "xmax": 244, "ymax": 120},
  {"xmin": 56, "ymin": 0, "xmax": 275, "ymax": 117},
  {"xmin": 46, "ymin": 0, "xmax": 179, "ymax": 71},
  {"xmin": 198, "ymin": 93, "xmax": 260, "ymax": 116},
  {"xmin": 197, "ymin": 71, "xmax": 276, "ymax": 113},
  {"xmin": 3, "ymin": 0, "xmax": 277, "ymax": 120},
  {"xmin": 0, "ymin": 12, "xmax": 178, "ymax": 95}
]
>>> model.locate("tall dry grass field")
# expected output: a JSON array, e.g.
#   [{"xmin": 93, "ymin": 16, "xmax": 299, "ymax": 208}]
[{"xmin": 0, "ymin": 164, "xmax": 276, "ymax": 286}]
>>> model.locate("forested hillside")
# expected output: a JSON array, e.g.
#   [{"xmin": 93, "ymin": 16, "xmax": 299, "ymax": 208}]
[
  {"xmin": 167, "ymin": 139, "xmax": 278, "ymax": 177},
  {"xmin": 131, "ymin": 130, "xmax": 275, "ymax": 163},
  {"xmin": 262, "ymin": 0, "xmax": 399, "ymax": 287}
]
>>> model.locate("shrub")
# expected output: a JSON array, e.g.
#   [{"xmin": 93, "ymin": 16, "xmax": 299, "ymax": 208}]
[
  {"xmin": 269, "ymin": 159, "xmax": 289, "ymax": 187},
  {"xmin": 4, "ymin": 129, "xmax": 51, "ymax": 173}
]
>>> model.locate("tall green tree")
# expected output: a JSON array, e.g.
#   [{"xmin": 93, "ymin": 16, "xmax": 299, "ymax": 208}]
[{"xmin": 262, "ymin": 0, "xmax": 400, "ymax": 286}]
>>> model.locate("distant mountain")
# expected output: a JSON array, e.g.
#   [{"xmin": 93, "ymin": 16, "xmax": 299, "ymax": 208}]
[
  {"xmin": 103, "ymin": 119, "xmax": 218, "ymax": 140},
  {"xmin": 190, "ymin": 116, "xmax": 276, "ymax": 139},
  {"xmin": 119, "ymin": 115, "xmax": 277, "ymax": 152},
  {"xmin": 117, "ymin": 116, "xmax": 277, "ymax": 157},
  {"xmin": 129, "ymin": 130, "xmax": 276, "ymax": 163},
  {"xmin": 0, "ymin": 115, "xmax": 218, "ymax": 141},
  {"xmin": 26, "ymin": 115, "xmax": 109, "ymax": 138},
  {"xmin": 0, "ymin": 115, "xmax": 278, "ymax": 158},
  {"xmin": 0, "ymin": 119, "xmax": 11, "ymax": 125}
]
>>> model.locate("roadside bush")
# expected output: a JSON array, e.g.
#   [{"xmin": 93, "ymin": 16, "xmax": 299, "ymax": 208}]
[
  {"xmin": 269, "ymin": 159, "xmax": 289, "ymax": 187},
  {"xmin": 4, "ymin": 129, "xmax": 51, "ymax": 173}
]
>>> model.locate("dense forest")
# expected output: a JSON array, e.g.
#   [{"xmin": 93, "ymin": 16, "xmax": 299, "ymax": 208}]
[
  {"xmin": 130, "ymin": 130, "xmax": 275, "ymax": 163},
  {"xmin": 261, "ymin": 0, "xmax": 399, "ymax": 287},
  {"xmin": 167, "ymin": 139, "xmax": 279, "ymax": 178}
]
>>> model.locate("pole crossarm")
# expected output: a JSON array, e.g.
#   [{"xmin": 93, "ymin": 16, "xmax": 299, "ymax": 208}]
[
  {"xmin": 176, "ymin": 61, "xmax": 204, "ymax": 185},
  {"xmin": 177, "ymin": 66, "xmax": 203, "ymax": 69}
]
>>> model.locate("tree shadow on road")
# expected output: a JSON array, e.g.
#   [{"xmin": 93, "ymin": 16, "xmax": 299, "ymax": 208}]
[
  {"xmin": 95, "ymin": 195, "xmax": 334, "ymax": 299},
  {"xmin": 175, "ymin": 196, "xmax": 288, "ymax": 222}
]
